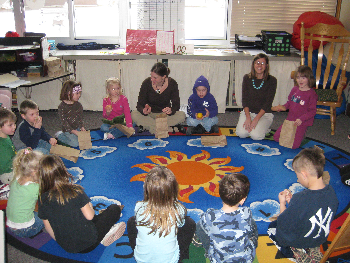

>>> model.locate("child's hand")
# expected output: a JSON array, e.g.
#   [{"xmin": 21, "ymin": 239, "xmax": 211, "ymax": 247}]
[
  {"xmin": 285, "ymin": 189, "xmax": 293, "ymax": 204},
  {"xmin": 105, "ymin": 105, "xmax": 112, "ymax": 114},
  {"xmin": 278, "ymin": 190, "xmax": 287, "ymax": 204},
  {"xmin": 71, "ymin": 130, "xmax": 79, "ymax": 136},
  {"xmin": 143, "ymin": 104, "xmax": 151, "ymax": 115},
  {"xmin": 294, "ymin": 119, "xmax": 302, "ymax": 126},
  {"xmin": 204, "ymin": 108, "xmax": 209, "ymax": 118},
  {"xmin": 34, "ymin": 116, "xmax": 42, "ymax": 129},
  {"xmin": 49, "ymin": 138, "xmax": 57, "ymax": 146},
  {"xmin": 81, "ymin": 127, "xmax": 86, "ymax": 132}
]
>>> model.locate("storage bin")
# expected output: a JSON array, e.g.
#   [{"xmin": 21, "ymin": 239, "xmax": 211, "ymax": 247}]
[{"xmin": 261, "ymin": 30, "xmax": 292, "ymax": 55}]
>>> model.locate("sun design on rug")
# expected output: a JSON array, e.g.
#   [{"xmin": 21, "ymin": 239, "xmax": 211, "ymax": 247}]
[{"xmin": 130, "ymin": 150, "xmax": 244, "ymax": 203}]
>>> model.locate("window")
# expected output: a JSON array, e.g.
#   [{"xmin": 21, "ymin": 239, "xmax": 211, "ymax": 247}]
[
  {"xmin": 231, "ymin": 0, "xmax": 337, "ymax": 39},
  {"xmin": 185, "ymin": 0, "xmax": 230, "ymax": 46},
  {"xmin": 0, "ymin": 0, "xmax": 15, "ymax": 37},
  {"xmin": 0, "ymin": 0, "xmax": 340, "ymax": 47},
  {"xmin": 128, "ymin": 0, "xmax": 231, "ymax": 46},
  {"xmin": 24, "ymin": 0, "xmax": 69, "ymax": 37}
]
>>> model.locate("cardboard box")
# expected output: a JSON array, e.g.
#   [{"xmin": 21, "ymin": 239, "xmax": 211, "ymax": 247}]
[{"xmin": 27, "ymin": 72, "xmax": 41, "ymax": 78}]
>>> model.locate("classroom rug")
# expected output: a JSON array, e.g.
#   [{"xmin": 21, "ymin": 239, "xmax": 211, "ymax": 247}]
[{"xmin": 6, "ymin": 128, "xmax": 350, "ymax": 263}]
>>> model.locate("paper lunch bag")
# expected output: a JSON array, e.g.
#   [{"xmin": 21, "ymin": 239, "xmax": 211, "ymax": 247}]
[
  {"xmin": 155, "ymin": 113, "xmax": 169, "ymax": 139},
  {"xmin": 279, "ymin": 120, "xmax": 297, "ymax": 149}
]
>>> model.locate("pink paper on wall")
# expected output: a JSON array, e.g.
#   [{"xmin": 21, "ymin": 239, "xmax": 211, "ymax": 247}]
[
  {"xmin": 156, "ymin": 30, "xmax": 174, "ymax": 54},
  {"xmin": 126, "ymin": 29, "xmax": 157, "ymax": 54}
]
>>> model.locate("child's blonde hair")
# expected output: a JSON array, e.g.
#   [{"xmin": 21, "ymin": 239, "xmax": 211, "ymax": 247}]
[
  {"xmin": 39, "ymin": 154, "xmax": 83, "ymax": 205},
  {"xmin": 60, "ymin": 80, "xmax": 82, "ymax": 101},
  {"xmin": 292, "ymin": 146, "xmax": 325, "ymax": 178},
  {"xmin": 138, "ymin": 166, "xmax": 186, "ymax": 238},
  {"xmin": 105, "ymin": 77, "xmax": 123, "ymax": 97},
  {"xmin": 0, "ymin": 108, "xmax": 16, "ymax": 127},
  {"xmin": 12, "ymin": 148, "xmax": 43, "ymax": 184}
]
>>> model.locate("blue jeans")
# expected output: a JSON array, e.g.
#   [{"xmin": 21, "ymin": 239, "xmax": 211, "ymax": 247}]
[
  {"xmin": 34, "ymin": 139, "xmax": 51, "ymax": 155},
  {"xmin": 186, "ymin": 116, "xmax": 218, "ymax": 132},
  {"xmin": 100, "ymin": 123, "xmax": 125, "ymax": 139},
  {"xmin": 9, "ymin": 212, "xmax": 44, "ymax": 238},
  {"xmin": 58, "ymin": 131, "xmax": 79, "ymax": 147}
]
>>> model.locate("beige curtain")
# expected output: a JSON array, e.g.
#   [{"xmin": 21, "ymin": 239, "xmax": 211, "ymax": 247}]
[
  {"xmin": 168, "ymin": 60, "xmax": 231, "ymax": 113},
  {"xmin": 76, "ymin": 60, "xmax": 120, "ymax": 111},
  {"xmin": 120, "ymin": 59, "xmax": 157, "ymax": 111}
]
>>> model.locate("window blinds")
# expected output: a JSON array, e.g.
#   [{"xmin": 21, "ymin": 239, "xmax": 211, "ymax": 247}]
[{"xmin": 230, "ymin": 0, "xmax": 337, "ymax": 38}]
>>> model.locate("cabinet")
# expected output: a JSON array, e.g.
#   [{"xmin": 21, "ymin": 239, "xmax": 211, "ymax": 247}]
[{"xmin": 0, "ymin": 37, "xmax": 47, "ymax": 76}]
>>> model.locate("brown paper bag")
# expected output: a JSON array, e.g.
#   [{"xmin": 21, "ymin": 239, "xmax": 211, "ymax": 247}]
[
  {"xmin": 201, "ymin": 135, "xmax": 227, "ymax": 147},
  {"xmin": 279, "ymin": 120, "xmax": 297, "ymax": 149},
  {"xmin": 78, "ymin": 130, "xmax": 92, "ymax": 150},
  {"xmin": 155, "ymin": 113, "xmax": 169, "ymax": 139},
  {"xmin": 110, "ymin": 124, "xmax": 134, "ymax": 138},
  {"xmin": 50, "ymin": 144, "xmax": 80, "ymax": 163}
]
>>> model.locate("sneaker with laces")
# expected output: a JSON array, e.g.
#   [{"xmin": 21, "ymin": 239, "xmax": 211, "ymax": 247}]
[{"xmin": 101, "ymin": 222, "xmax": 126, "ymax": 246}]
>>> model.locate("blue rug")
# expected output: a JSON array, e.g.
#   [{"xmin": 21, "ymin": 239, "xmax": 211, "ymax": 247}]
[{"xmin": 7, "ymin": 130, "xmax": 350, "ymax": 262}]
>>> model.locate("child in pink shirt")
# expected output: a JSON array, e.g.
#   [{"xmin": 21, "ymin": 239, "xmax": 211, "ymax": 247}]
[{"xmin": 101, "ymin": 78, "xmax": 134, "ymax": 140}]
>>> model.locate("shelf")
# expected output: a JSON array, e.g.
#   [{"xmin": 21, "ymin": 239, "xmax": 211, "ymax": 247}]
[{"xmin": 0, "ymin": 37, "xmax": 45, "ymax": 75}]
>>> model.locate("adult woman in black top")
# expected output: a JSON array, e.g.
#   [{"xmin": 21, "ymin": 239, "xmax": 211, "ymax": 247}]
[
  {"xmin": 131, "ymin": 62, "xmax": 186, "ymax": 134},
  {"xmin": 236, "ymin": 53, "xmax": 277, "ymax": 140}
]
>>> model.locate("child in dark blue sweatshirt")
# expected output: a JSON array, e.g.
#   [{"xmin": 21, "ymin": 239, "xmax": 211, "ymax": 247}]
[{"xmin": 186, "ymin": 75, "xmax": 218, "ymax": 135}]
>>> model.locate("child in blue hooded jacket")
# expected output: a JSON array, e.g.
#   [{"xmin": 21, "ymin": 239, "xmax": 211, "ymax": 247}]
[{"xmin": 186, "ymin": 75, "xmax": 219, "ymax": 135}]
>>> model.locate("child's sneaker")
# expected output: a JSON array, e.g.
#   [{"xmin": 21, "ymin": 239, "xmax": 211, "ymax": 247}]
[
  {"xmin": 55, "ymin": 131, "xmax": 63, "ymax": 138},
  {"xmin": 101, "ymin": 222, "xmax": 126, "ymax": 246},
  {"xmin": 103, "ymin": 133, "xmax": 115, "ymax": 140}
]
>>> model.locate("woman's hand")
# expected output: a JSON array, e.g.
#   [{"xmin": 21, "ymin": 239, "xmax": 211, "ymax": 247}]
[
  {"xmin": 162, "ymin": 107, "xmax": 172, "ymax": 115},
  {"xmin": 271, "ymin": 105, "xmax": 286, "ymax": 112},
  {"xmin": 143, "ymin": 104, "xmax": 151, "ymax": 115},
  {"xmin": 81, "ymin": 127, "xmax": 86, "ymax": 132},
  {"xmin": 250, "ymin": 117, "xmax": 259, "ymax": 130},
  {"xmin": 243, "ymin": 118, "xmax": 252, "ymax": 132}
]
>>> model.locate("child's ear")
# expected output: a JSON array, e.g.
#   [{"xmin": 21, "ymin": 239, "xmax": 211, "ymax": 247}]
[
  {"xmin": 300, "ymin": 170, "xmax": 310, "ymax": 181},
  {"xmin": 20, "ymin": 113, "xmax": 26, "ymax": 120},
  {"xmin": 239, "ymin": 197, "xmax": 247, "ymax": 206}
]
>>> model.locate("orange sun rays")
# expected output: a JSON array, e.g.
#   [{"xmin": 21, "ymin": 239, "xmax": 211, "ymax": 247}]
[{"xmin": 130, "ymin": 150, "xmax": 244, "ymax": 203}]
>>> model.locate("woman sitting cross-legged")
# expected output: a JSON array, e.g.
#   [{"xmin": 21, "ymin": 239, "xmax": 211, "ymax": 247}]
[{"xmin": 131, "ymin": 62, "xmax": 186, "ymax": 134}]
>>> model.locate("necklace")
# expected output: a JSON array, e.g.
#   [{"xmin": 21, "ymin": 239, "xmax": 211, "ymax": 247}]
[
  {"xmin": 252, "ymin": 79, "xmax": 264, "ymax": 89},
  {"xmin": 156, "ymin": 88, "xmax": 161, "ymax": 94}
]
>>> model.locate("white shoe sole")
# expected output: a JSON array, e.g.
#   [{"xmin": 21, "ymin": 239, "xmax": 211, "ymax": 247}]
[{"xmin": 101, "ymin": 222, "xmax": 126, "ymax": 246}]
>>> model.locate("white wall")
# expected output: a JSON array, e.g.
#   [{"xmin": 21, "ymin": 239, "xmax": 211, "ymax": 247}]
[{"xmin": 340, "ymin": 0, "xmax": 350, "ymax": 31}]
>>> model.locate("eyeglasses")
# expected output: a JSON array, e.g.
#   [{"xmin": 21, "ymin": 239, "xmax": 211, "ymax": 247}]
[{"xmin": 255, "ymin": 61, "xmax": 266, "ymax": 65}]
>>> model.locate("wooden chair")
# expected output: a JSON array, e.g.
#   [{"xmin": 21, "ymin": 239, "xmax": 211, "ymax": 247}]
[
  {"xmin": 319, "ymin": 213, "xmax": 350, "ymax": 263},
  {"xmin": 300, "ymin": 22, "xmax": 350, "ymax": 135}
]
